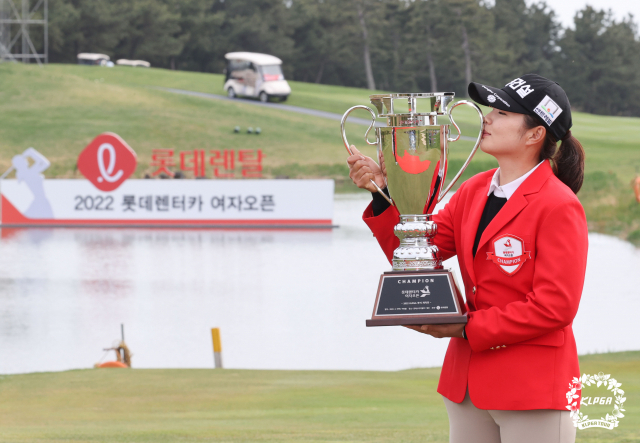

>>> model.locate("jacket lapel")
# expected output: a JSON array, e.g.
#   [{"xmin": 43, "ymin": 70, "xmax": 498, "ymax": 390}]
[
  {"xmin": 475, "ymin": 193, "xmax": 528, "ymax": 258},
  {"xmin": 463, "ymin": 175, "xmax": 492, "ymax": 286},
  {"xmin": 475, "ymin": 160, "xmax": 553, "ymax": 258}
]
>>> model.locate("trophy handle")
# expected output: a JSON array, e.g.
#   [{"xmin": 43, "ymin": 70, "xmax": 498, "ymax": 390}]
[
  {"xmin": 438, "ymin": 100, "xmax": 485, "ymax": 201},
  {"xmin": 341, "ymin": 105, "xmax": 394, "ymax": 206}
]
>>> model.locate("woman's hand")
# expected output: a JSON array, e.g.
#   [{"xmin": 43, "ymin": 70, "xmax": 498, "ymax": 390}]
[
  {"xmin": 378, "ymin": 149, "xmax": 387, "ymax": 179},
  {"xmin": 346, "ymin": 145, "xmax": 386, "ymax": 193},
  {"xmin": 403, "ymin": 324, "xmax": 465, "ymax": 339}
]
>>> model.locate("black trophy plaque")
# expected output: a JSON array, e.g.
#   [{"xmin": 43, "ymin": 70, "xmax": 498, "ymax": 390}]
[{"xmin": 366, "ymin": 270, "xmax": 467, "ymax": 326}]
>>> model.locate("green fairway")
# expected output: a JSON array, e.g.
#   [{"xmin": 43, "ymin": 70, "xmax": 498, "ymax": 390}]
[
  {"xmin": 1, "ymin": 63, "xmax": 638, "ymax": 176},
  {"xmin": 0, "ymin": 351, "xmax": 637, "ymax": 442},
  {"xmin": 0, "ymin": 63, "xmax": 638, "ymax": 238},
  {"xmin": 0, "ymin": 63, "xmax": 490, "ymax": 177}
]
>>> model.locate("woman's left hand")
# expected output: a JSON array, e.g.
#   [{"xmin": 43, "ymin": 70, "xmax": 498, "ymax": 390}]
[{"xmin": 403, "ymin": 324, "xmax": 465, "ymax": 338}]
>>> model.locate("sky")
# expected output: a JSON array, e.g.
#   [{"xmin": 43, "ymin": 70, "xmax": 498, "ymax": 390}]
[{"xmin": 525, "ymin": 0, "xmax": 640, "ymax": 28}]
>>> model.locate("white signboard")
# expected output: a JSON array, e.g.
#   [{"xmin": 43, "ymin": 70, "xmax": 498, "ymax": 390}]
[{"xmin": 1, "ymin": 179, "xmax": 334, "ymax": 227}]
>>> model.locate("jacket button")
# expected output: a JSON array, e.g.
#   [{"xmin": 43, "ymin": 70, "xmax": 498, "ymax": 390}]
[
  {"xmin": 490, "ymin": 347, "xmax": 494, "ymax": 350},
  {"xmin": 502, "ymin": 345, "xmax": 507, "ymax": 348},
  {"xmin": 472, "ymin": 286, "xmax": 476, "ymax": 294}
]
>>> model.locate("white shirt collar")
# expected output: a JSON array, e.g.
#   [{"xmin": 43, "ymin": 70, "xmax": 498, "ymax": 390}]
[{"xmin": 488, "ymin": 161, "xmax": 544, "ymax": 200}]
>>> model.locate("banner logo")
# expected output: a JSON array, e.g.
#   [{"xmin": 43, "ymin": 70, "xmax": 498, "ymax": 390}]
[
  {"xmin": 567, "ymin": 373, "xmax": 626, "ymax": 430},
  {"xmin": 78, "ymin": 133, "xmax": 137, "ymax": 192},
  {"xmin": 486, "ymin": 234, "xmax": 530, "ymax": 276},
  {"xmin": 9, "ymin": 148, "xmax": 54, "ymax": 218}
]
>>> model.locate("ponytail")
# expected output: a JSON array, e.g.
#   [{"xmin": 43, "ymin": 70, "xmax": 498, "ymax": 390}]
[{"xmin": 523, "ymin": 115, "xmax": 585, "ymax": 194}]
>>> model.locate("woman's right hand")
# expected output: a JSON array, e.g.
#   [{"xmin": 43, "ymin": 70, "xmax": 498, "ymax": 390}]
[{"xmin": 346, "ymin": 145, "xmax": 386, "ymax": 193}]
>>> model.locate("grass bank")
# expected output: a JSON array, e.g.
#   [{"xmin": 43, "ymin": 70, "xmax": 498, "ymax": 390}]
[
  {"xmin": 0, "ymin": 64, "xmax": 638, "ymax": 239},
  {"xmin": 0, "ymin": 351, "xmax": 638, "ymax": 442}
]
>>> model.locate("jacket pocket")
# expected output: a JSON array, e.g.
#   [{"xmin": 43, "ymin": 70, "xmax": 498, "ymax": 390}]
[{"xmin": 518, "ymin": 329, "xmax": 565, "ymax": 347}]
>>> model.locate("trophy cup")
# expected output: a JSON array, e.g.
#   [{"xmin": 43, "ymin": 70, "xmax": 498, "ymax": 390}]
[{"xmin": 341, "ymin": 93, "xmax": 484, "ymax": 326}]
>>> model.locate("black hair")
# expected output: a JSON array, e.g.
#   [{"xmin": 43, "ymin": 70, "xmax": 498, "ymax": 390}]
[{"xmin": 523, "ymin": 114, "xmax": 585, "ymax": 194}]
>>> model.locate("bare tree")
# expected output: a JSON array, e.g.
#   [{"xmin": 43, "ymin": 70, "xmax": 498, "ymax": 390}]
[
  {"xmin": 427, "ymin": 52, "xmax": 438, "ymax": 91},
  {"xmin": 315, "ymin": 58, "xmax": 326, "ymax": 83},
  {"xmin": 460, "ymin": 22, "xmax": 472, "ymax": 89},
  {"xmin": 354, "ymin": 0, "xmax": 376, "ymax": 90},
  {"xmin": 455, "ymin": 7, "xmax": 472, "ymax": 95},
  {"xmin": 426, "ymin": 24, "xmax": 438, "ymax": 91}
]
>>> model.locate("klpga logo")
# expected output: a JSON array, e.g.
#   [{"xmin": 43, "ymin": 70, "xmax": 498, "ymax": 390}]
[
  {"xmin": 566, "ymin": 372, "xmax": 626, "ymax": 430},
  {"xmin": 78, "ymin": 133, "xmax": 137, "ymax": 192}
]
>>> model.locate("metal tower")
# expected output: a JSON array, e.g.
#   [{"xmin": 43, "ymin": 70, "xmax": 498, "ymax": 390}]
[{"xmin": 0, "ymin": 0, "xmax": 48, "ymax": 65}]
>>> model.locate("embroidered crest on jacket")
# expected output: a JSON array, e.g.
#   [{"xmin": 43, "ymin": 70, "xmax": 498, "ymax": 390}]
[{"xmin": 487, "ymin": 234, "xmax": 531, "ymax": 276}]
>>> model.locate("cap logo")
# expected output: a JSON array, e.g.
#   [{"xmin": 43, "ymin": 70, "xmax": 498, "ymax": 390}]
[
  {"xmin": 506, "ymin": 78, "xmax": 526, "ymax": 89},
  {"xmin": 481, "ymin": 85, "xmax": 510, "ymax": 107},
  {"xmin": 534, "ymin": 95, "xmax": 563, "ymax": 126},
  {"xmin": 506, "ymin": 77, "xmax": 535, "ymax": 98},
  {"xmin": 516, "ymin": 84, "xmax": 534, "ymax": 98}
]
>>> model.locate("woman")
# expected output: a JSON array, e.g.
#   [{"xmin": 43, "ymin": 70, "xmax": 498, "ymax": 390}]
[{"xmin": 347, "ymin": 74, "xmax": 587, "ymax": 443}]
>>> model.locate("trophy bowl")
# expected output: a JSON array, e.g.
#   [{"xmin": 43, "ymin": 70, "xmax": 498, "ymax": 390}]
[{"xmin": 341, "ymin": 93, "xmax": 484, "ymax": 326}]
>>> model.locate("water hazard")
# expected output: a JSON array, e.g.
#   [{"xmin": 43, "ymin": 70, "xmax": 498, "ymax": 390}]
[{"xmin": 0, "ymin": 194, "xmax": 638, "ymax": 374}]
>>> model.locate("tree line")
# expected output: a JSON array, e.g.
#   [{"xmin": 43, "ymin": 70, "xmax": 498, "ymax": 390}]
[{"xmin": 46, "ymin": 0, "xmax": 640, "ymax": 116}]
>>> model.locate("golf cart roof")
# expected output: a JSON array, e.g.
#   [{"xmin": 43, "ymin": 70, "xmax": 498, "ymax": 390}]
[
  {"xmin": 224, "ymin": 52, "xmax": 282, "ymax": 66},
  {"xmin": 116, "ymin": 59, "xmax": 151, "ymax": 67},
  {"xmin": 77, "ymin": 53, "xmax": 110, "ymax": 61}
]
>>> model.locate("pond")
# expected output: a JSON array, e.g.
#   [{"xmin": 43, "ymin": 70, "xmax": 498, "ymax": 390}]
[{"xmin": 0, "ymin": 193, "xmax": 638, "ymax": 373}]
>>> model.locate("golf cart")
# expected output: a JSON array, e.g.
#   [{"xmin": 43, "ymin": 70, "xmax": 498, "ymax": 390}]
[
  {"xmin": 77, "ymin": 53, "xmax": 112, "ymax": 67},
  {"xmin": 223, "ymin": 52, "xmax": 291, "ymax": 102}
]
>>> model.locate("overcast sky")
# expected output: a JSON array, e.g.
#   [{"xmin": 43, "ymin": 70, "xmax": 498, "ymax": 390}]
[{"xmin": 525, "ymin": 0, "xmax": 640, "ymax": 28}]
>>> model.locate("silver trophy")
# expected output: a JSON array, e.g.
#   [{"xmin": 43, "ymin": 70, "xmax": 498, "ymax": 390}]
[{"xmin": 341, "ymin": 93, "xmax": 484, "ymax": 326}]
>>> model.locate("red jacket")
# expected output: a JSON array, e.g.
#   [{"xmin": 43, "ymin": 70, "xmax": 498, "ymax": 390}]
[{"xmin": 363, "ymin": 160, "xmax": 588, "ymax": 410}]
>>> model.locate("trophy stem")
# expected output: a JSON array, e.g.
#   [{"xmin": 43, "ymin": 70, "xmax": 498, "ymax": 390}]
[{"xmin": 392, "ymin": 215, "xmax": 443, "ymax": 271}]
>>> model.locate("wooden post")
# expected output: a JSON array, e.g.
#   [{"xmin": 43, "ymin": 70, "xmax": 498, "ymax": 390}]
[{"xmin": 211, "ymin": 328, "xmax": 223, "ymax": 369}]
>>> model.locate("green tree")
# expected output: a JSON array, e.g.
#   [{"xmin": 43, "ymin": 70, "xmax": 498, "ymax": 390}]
[
  {"xmin": 214, "ymin": 0, "xmax": 295, "ymax": 76},
  {"xmin": 289, "ymin": 0, "xmax": 361, "ymax": 85},
  {"xmin": 48, "ymin": 0, "xmax": 126, "ymax": 62},
  {"xmin": 475, "ymin": 0, "xmax": 559, "ymax": 86},
  {"xmin": 556, "ymin": 7, "xmax": 640, "ymax": 115},
  {"xmin": 114, "ymin": 0, "xmax": 186, "ymax": 66},
  {"xmin": 169, "ymin": 0, "xmax": 225, "ymax": 72},
  {"xmin": 45, "ymin": 0, "xmax": 640, "ymax": 117}
]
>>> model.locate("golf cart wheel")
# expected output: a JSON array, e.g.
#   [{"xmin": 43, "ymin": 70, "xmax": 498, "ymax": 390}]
[
  {"xmin": 280, "ymin": 95, "xmax": 289, "ymax": 102},
  {"xmin": 227, "ymin": 88, "xmax": 236, "ymax": 99},
  {"xmin": 259, "ymin": 91, "xmax": 269, "ymax": 103}
]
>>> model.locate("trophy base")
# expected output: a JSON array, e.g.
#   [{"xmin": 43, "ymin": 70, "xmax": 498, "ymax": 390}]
[
  {"xmin": 366, "ymin": 270, "xmax": 467, "ymax": 327},
  {"xmin": 366, "ymin": 314, "xmax": 467, "ymax": 327}
]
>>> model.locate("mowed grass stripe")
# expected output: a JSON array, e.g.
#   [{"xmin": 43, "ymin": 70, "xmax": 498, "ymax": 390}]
[
  {"xmin": 0, "ymin": 368, "xmax": 448, "ymax": 442},
  {"xmin": 0, "ymin": 352, "xmax": 638, "ymax": 442}
]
